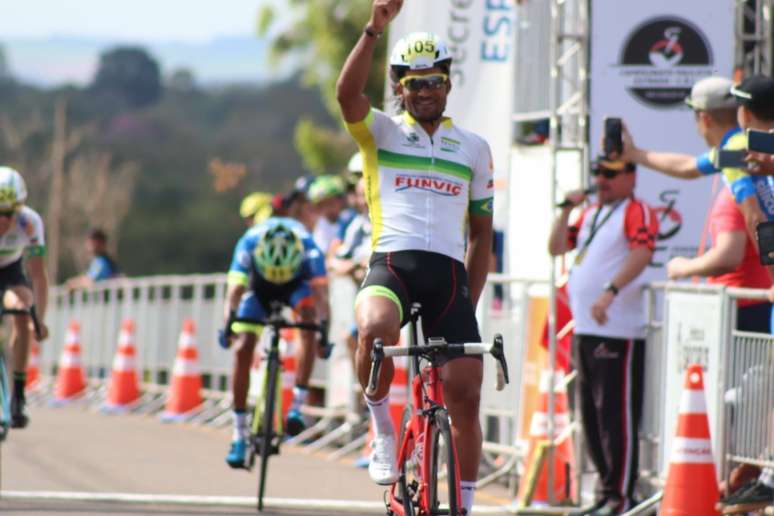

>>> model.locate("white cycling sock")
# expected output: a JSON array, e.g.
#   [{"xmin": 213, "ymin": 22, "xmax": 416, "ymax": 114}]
[
  {"xmin": 232, "ymin": 410, "xmax": 248, "ymax": 442},
  {"xmin": 460, "ymin": 480, "xmax": 476, "ymax": 514},
  {"xmin": 365, "ymin": 395, "xmax": 394, "ymax": 437},
  {"xmin": 291, "ymin": 385, "xmax": 309, "ymax": 412}
]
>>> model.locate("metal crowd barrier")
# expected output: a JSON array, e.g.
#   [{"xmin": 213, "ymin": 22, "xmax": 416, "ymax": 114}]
[
  {"xmin": 642, "ymin": 282, "xmax": 774, "ymax": 496},
  {"xmin": 41, "ymin": 273, "xmax": 542, "ymax": 485}
]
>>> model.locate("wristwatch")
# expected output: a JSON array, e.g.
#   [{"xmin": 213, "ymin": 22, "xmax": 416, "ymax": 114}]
[
  {"xmin": 364, "ymin": 26, "xmax": 383, "ymax": 38},
  {"xmin": 603, "ymin": 281, "xmax": 619, "ymax": 296}
]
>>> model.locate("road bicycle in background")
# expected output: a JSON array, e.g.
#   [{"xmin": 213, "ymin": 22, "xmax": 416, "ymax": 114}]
[
  {"xmin": 366, "ymin": 304, "xmax": 509, "ymax": 516},
  {"xmin": 231, "ymin": 302, "xmax": 330, "ymax": 511},
  {"xmin": 0, "ymin": 299, "xmax": 42, "ymax": 442}
]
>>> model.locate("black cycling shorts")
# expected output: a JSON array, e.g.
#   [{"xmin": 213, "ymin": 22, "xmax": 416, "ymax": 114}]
[
  {"xmin": 0, "ymin": 259, "xmax": 29, "ymax": 291},
  {"xmin": 357, "ymin": 250, "xmax": 481, "ymax": 350}
]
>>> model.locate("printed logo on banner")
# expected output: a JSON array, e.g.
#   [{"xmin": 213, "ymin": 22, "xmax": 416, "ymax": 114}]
[
  {"xmin": 651, "ymin": 190, "xmax": 688, "ymax": 268},
  {"xmin": 618, "ymin": 17, "xmax": 714, "ymax": 108}
]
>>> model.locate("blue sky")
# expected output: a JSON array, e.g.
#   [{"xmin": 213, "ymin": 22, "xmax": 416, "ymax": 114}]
[
  {"xmin": 0, "ymin": 0, "xmax": 290, "ymax": 85},
  {"xmin": 0, "ymin": 0, "xmax": 280, "ymax": 42}
]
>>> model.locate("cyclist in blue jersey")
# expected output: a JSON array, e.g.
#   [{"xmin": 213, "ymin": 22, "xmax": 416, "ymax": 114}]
[{"xmin": 220, "ymin": 217, "xmax": 330, "ymax": 468}]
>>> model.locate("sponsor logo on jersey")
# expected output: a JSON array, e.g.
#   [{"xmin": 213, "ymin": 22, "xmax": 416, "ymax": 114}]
[
  {"xmin": 395, "ymin": 174, "xmax": 463, "ymax": 196},
  {"xmin": 487, "ymin": 179, "xmax": 494, "ymax": 189},
  {"xmin": 402, "ymin": 132, "xmax": 424, "ymax": 149},
  {"xmin": 237, "ymin": 250, "xmax": 251, "ymax": 268},
  {"xmin": 440, "ymin": 136, "xmax": 460, "ymax": 153}
]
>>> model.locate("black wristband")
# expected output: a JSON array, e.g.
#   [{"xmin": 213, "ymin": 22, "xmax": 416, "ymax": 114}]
[
  {"xmin": 603, "ymin": 281, "xmax": 619, "ymax": 296},
  {"xmin": 364, "ymin": 26, "xmax": 383, "ymax": 38}
]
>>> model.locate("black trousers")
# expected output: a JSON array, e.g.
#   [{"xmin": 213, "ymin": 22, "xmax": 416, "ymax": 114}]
[{"xmin": 573, "ymin": 334, "xmax": 645, "ymax": 507}]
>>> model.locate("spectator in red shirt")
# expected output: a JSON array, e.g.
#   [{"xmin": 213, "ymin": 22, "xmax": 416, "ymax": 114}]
[{"xmin": 667, "ymin": 187, "xmax": 772, "ymax": 332}]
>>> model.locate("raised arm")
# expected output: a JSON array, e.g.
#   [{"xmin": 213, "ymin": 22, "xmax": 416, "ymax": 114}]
[
  {"xmin": 336, "ymin": 0, "xmax": 403, "ymax": 123},
  {"xmin": 621, "ymin": 124, "xmax": 703, "ymax": 179}
]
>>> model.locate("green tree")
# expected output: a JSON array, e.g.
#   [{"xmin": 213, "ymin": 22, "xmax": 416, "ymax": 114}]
[
  {"xmin": 91, "ymin": 47, "xmax": 162, "ymax": 109},
  {"xmin": 258, "ymin": 0, "xmax": 387, "ymax": 174}
]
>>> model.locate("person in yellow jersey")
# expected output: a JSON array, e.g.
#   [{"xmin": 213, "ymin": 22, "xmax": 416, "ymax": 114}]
[
  {"xmin": 239, "ymin": 192, "xmax": 273, "ymax": 227},
  {"xmin": 336, "ymin": 1, "xmax": 494, "ymax": 512}
]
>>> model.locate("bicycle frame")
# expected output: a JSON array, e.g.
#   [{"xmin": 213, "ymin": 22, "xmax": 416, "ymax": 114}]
[
  {"xmin": 390, "ymin": 362, "xmax": 463, "ymax": 515},
  {"xmin": 0, "ymin": 300, "xmax": 41, "ymax": 442},
  {"xmin": 251, "ymin": 326, "xmax": 285, "ymax": 439},
  {"xmin": 366, "ymin": 304, "xmax": 508, "ymax": 516}
]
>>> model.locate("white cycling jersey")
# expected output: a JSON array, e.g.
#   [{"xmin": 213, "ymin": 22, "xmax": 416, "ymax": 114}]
[
  {"xmin": 0, "ymin": 205, "xmax": 46, "ymax": 268},
  {"xmin": 345, "ymin": 109, "xmax": 494, "ymax": 263}
]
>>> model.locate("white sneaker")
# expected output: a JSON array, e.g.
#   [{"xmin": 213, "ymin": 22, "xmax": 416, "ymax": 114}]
[{"xmin": 368, "ymin": 434, "xmax": 399, "ymax": 485}]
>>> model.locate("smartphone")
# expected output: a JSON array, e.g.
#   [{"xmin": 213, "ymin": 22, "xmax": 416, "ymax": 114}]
[
  {"xmin": 603, "ymin": 117, "xmax": 623, "ymax": 157},
  {"xmin": 714, "ymin": 149, "xmax": 747, "ymax": 169},
  {"xmin": 756, "ymin": 221, "xmax": 774, "ymax": 265},
  {"xmin": 747, "ymin": 129, "xmax": 774, "ymax": 154}
]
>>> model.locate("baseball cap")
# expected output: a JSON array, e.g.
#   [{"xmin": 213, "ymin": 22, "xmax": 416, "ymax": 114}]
[
  {"xmin": 684, "ymin": 76, "xmax": 737, "ymax": 110},
  {"xmin": 730, "ymin": 74, "xmax": 774, "ymax": 112}
]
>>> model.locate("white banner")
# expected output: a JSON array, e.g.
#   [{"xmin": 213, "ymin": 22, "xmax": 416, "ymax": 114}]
[
  {"xmin": 387, "ymin": 0, "xmax": 516, "ymax": 228},
  {"xmin": 589, "ymin": 1, "xmax": 735, "ymax": 280}
]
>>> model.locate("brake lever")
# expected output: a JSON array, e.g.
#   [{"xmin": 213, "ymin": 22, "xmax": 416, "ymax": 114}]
[
  {"xmin": 365, "ymin": 338, "xmax": 385, "ymax": 397},
  {"xmin": 492, "ymin": 334, "xmax": 510, "ymax": 391}
]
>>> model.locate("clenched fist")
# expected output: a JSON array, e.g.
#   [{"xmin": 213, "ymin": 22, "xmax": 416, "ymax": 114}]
[{"xmin": 369, "ymin": 0, "xmax": 404, "ymax": 33}]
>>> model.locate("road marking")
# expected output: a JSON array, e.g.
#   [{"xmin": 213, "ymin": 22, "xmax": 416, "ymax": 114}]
[{"xmin": 1, "ymin": 491, "xmax": 514, "ymax": 513}]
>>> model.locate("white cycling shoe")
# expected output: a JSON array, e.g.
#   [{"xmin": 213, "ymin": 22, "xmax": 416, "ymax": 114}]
[{"xmin": 368, "ymin": 434, "xmax": 399, "ymax": 485}]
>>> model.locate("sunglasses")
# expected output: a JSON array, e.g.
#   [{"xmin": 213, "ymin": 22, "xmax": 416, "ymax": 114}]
[
  {"xmin": 399, "ymin": 73, "xmax": 449, "ymax": 92},
  {"xmin": 590, "ymin": 168, "xmax": 621, "ymax": 179}
]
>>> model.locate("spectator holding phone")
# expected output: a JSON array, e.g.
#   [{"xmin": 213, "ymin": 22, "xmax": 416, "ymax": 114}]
[{"xmin": 620, "ymin": 76, "xmax": 773, "ymax": 264}]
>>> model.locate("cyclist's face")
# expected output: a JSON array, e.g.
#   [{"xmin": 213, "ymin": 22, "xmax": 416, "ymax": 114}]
[
  {"xmin": 0, "ymin": 212, "xmax": 14, "ymax": 235},
  {"xmin": 399, "ymin": 67, "xmax": 450, "ymax": 123}
]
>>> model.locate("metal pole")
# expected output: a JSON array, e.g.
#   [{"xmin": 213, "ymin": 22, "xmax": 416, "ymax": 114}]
[{"xmin": 547, "ymin": 0, "xmax": 562, "ymax": 504}]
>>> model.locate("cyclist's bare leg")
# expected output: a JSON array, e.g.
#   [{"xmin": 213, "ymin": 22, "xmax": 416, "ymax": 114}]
[
  {"xmin": 5, "ymin": 287, "xmax": 33, "ymax": 373},
  {"xmin": 232, "ymin": 331, "xmax": 258, "ymax": 411},
  {"xmin": 442, "ymin": 357, "xmax": 484, "ymax": 480},
  {"xmin": 355, "ymin": 295, "xmax": 400, "ymax": 400}
]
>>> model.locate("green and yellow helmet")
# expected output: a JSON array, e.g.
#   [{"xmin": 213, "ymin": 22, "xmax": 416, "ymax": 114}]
[
  {"xmin": 307, "ymin": 175, "xmax": 345, "ymax": 204},
  {"xmin": 0, "ymin": 167, "xmax": 27, "ymax": 210},
  {"xmin": 253, "ymin": 223, "xmax": 304, "ymax": 284}
]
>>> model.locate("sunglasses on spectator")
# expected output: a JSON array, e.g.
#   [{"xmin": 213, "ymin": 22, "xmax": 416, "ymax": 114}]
[
  {"xmin": 399, "ymin": 74, "xmax": 449, "ymax": 92},
  {"xmin": 590, "ymin": 168, "xmax": 621, "ymax": 179}
]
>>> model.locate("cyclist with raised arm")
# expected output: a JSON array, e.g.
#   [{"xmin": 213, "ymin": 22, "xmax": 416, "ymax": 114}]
[
  {"xmin": 0, "ymin": 166, "xmax": 49, "ymax": 429},
  {"xmin": 221, "ymin": 216, "xmax": 329, "ymax": 468},
  {"xmin": 336, "ymin": 1, "xmax": 494, "ymax": 513}
]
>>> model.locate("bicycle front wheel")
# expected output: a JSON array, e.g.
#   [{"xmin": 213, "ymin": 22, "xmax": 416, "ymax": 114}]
[
  {"xmin": 257, "ymin": 353, "xmax": 280, "ymax": 512},
  {"xmin": 426, "ymin": 409, "xmax": 460, "ymax": 516}
]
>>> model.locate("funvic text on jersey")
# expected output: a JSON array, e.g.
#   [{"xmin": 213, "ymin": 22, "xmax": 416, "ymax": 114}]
[{"xmin": 394, "ymin": 174, "xmax": 463, "ymax": 196}]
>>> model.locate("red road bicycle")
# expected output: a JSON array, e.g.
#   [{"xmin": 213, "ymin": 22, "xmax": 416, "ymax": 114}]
[{"xmin": 366, "ymin": 304, "xmax": 509, "ymax": 516}]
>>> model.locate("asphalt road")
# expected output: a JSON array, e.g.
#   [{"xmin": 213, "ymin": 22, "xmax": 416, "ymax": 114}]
[{"xmin": 0, "ymin": 403, "xmax": 512, "ymax": 515}]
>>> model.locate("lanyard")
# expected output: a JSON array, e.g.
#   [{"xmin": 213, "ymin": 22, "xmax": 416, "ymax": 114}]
[{"xmin": 576, "ymin": 200, "xmax": 624, "ymax": 258}]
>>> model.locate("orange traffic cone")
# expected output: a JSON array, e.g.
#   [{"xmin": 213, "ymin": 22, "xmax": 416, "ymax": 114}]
[
  {"xmin": 160, "ymin": 319, "xmax": 202, "ymax": 421},
  {"xmin": 280, "ymin": 327, "xmax": 297, "ymax": 421},
  {"xmin": 103, "ymin": 319, "xmax": 141, "ymax": 412},
  {"xmin": 661, "ymin": 364, "xmax": 720, "ymax": 515},
  {"xmin": 25, "ymin": 339, "xmax": 40, "ymax": 392},
  {"xmin": 53, "ymin": 320, "xmax": 87, "ymax": 403},
  {"xmin": 517, "ymin": 369, "xmax": 576, "ymax": 506}
]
